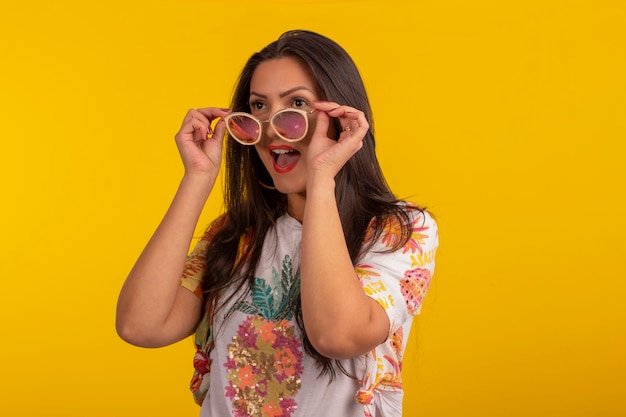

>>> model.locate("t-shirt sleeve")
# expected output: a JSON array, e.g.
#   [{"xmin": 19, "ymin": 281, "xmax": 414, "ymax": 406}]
[
  {"xmin": 180, "ymin": 215, "xmax": 229, "ymax": 300},
  {"xmin": 355, "ymin": 208, "xmax": 438, "ymax": 333},
  {"xmin": 180, "ymin": 234, "xmax": 211, "ymax": 299}
]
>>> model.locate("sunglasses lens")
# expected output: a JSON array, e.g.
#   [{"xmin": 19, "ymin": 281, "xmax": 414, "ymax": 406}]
[
  {"xmin": 227, "ymin": 115, "xmax": 260, "ymax": 144},
  {"xmin": 273, "ymin": 111, "xmax": 307, "ymax": 140}
]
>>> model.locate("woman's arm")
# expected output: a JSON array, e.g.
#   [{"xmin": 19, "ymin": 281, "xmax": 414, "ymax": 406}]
[
  {"xmin": 116, "ymin": 107, "xmax": 229, "ymax": 348},
  {"xmin": 300, "ymin": 103, "xmax": 389, "ymax": 359},
  {"xmin": 301, "ymin": 181, "xmax": 390, "ymax": 359}
]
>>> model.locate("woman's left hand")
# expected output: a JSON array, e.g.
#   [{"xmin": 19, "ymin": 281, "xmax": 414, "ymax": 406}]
[{"xmin": 307, "ymin": 101, "xmax": 369, "ymax": 182}]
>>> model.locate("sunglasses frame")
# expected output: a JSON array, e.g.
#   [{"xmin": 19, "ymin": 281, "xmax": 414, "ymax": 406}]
[{"xmin": 224, "ymin": 108, "xmax": 317, "ymax": 145}]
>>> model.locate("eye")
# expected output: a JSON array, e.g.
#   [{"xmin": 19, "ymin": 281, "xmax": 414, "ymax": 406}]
[
  {"xmin": 249, "ymin": 100, "xmax": 265, "ymax": 111},
  {"xmin": 292, "ymin": 98, "xmax": 309, "ymax": 108}
]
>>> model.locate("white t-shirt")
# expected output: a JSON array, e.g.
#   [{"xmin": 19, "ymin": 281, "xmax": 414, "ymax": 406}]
[{"xmin": 181, "ymin": 208, "xmax": 438, "ymax": 417}]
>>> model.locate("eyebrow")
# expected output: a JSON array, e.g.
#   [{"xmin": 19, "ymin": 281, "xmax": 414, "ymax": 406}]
[{"xmin": 249, "ymin": 86, "xmax": 315, "ymax": 99}]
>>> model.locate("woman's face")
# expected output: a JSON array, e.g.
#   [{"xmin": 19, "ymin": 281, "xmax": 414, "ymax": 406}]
[{"xmin": 249, "ymin": 57, "xmax": 321, "ymax": 199}]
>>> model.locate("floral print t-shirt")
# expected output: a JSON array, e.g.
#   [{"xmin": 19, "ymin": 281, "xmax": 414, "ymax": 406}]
[{"xmin": 180, "ymin": 207, "xmax": 438, "ymax": 417}]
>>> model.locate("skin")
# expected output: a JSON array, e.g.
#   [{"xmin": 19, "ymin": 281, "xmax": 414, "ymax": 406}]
[{"xmin": 116, "ymin": 57, "xmax": 389, "ymax": 359}]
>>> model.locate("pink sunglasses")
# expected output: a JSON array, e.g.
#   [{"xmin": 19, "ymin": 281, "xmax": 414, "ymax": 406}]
[{"xmin": 224, "ymin": 108, "xmax": 317, "ymax": 145}]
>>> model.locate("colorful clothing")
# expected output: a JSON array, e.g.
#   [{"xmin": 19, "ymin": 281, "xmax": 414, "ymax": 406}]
[{"xmin": 180, "ymin": 207, "xmax": 438, "ymax": 417}]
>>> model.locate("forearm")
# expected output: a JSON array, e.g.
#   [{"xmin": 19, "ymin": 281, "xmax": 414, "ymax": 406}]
[
  {"xmin": 300, "ymin": 178, "xmax": 388, "ymax": 359},
  {"xmin": 116, "ymin": 173, "xmax": 214, "ymax": 345}
]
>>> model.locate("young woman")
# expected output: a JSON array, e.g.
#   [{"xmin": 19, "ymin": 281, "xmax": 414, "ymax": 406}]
[{"xmin": 116, "ymin": 30, "xmax": 438, "ymax": 417}]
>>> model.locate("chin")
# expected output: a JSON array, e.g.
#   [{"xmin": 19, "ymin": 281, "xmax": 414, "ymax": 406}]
[{"xmin": 271, "ymin": 178, "xmax": 306, "ymax": 196}]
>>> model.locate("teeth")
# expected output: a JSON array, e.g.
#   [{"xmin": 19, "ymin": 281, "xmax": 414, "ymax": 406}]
[{"xmin": 272, "ymin": 149, "xmax": 293, "ymax": 155}]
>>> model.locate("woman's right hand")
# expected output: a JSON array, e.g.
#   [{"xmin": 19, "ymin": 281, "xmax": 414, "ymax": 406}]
[{"xmin": 175, "ymin": 107, "xmax": 231, "ymax": 177}]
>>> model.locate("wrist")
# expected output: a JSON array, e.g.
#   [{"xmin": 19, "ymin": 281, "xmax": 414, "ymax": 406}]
[
  {"xmin": 180, "ymin": 172, "xmax": 216, "ymax": 196},
  {"xmin": 306, "ymin": 175, "xmax": 336, "ymax": 196}
]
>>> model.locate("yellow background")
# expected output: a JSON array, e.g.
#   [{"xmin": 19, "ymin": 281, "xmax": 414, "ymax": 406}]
[{"xmin": 1, "ymin": 1, "xmax": 624, "ymax": 416}]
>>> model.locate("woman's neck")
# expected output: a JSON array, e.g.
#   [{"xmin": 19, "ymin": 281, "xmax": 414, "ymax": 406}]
[{"xmin": 287, "ymin": 193, "xmax": 306, "ymax": 223}]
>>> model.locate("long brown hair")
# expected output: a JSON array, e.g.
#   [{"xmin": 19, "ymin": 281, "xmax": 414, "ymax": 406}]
[{"xmin": 201, "ymin": 30, "xmax": 420, "ymax": 378}]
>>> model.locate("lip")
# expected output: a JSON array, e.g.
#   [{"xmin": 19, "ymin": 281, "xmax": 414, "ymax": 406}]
[{"xmin": 268, "ymin": 144, "xmax": 301, "ymax": 174}]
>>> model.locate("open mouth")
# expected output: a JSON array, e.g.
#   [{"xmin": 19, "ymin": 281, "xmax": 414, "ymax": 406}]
[{"xmin": 271, "ymin": 147, "xmax": 301, "ymax": 173}]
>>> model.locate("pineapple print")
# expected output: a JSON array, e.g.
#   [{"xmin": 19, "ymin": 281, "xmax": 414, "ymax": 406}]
[
  {"xmin": 400, "ymin": 267, "xmax": 432, "ymax": 315},
  {"xmin": 224, "ymin": 255, "xmax": 303, "ymax": 417}
]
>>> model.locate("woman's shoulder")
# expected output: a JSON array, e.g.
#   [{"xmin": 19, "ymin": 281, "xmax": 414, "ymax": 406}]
[
  {"xmin": 405, "ymin": 203, "xmax": 437, "ymax": 233},
  {"xmin": 363, "ymin": 201, "xmax": 438, "ymax": 251},
  {"xmin": 195, "ymin": 214, "xmax": 229, "ymax": 244},
  {"xmin": 375, "ymin": 201, "xmax": 436, "ymax": 231}
]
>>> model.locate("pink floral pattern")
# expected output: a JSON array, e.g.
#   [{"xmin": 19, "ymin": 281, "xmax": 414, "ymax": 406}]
[{"xmin": 225, "ymin": 316, "xmax": 302, "ymax": 417}]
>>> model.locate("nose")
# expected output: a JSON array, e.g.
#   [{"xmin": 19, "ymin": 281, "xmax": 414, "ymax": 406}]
[
  {"xmin": 260, "ymin": 109, "xmax": 282, "ymax": 141},
  {"xmin": 256, "ymin": 120, "xmax": 277, "ymax": 144}
]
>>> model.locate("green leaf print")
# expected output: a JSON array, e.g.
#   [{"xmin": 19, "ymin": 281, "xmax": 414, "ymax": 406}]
[
  {"xmin": 276, "ymin": 256, "xmax": 300, "ymax": 321},
  {"xmin": 231, "ymin": 302, "xmax": 261, "ymax": 317},
  {"xmin": 230, "ymin": 255, "xmax": 300, "ymax": 321},
  {"xmin": 280, "ymin": 255, "xmax": 293, "ymax": 296},
  {"xmin": 251, "ymin": 277, "xmax": 274, "ymax": 318}
]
